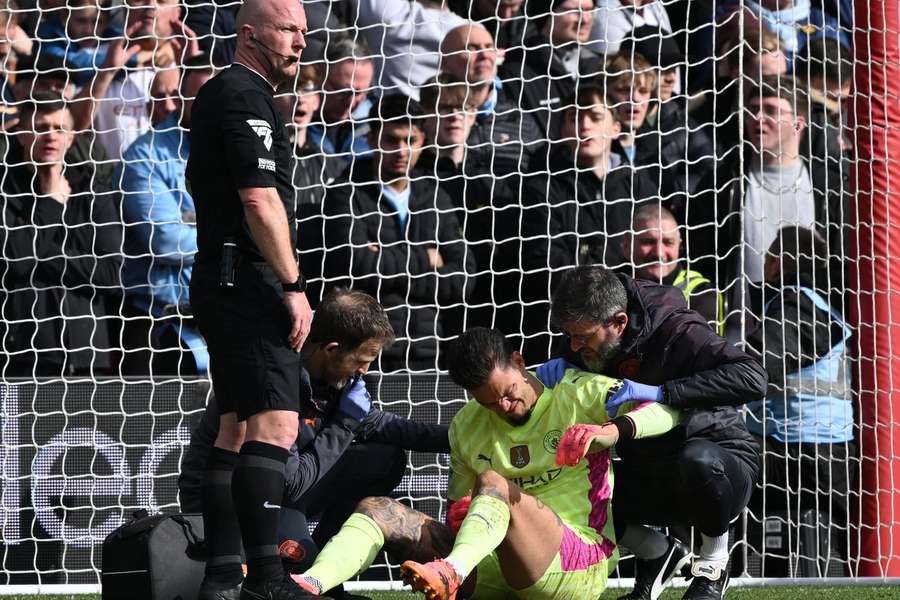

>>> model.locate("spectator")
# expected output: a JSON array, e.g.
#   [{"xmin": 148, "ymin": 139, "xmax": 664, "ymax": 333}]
[
  {"xmin": 0, "ymin": 92, "xmax": 122, "ymax": 377},
  {"xmin": 605, "ymin": 51, "xmax": 684, "ymax": 206},
  {"xmin": 437, "ymin": 22, "xmax": 543, "ymax": 335},
  {"xmin": 294, "ymin": 1, "xmax": 349, "ymax": 64},
  {"xmin": 322, "ymin": 95, "xmax": 474, "ymax": 371},
  {"xmin": 522, "ymin": 84, "xmax": 653, "ymax": 273},
  {"xmin": 148, "ymin": 65, "xmax": 180, "ymax": 125},
  {"xmin": 0, "ymin": 0, "xmax": 32, "ymax": 126},
  {"xmin": 307, "ymin": 35, "xmax": 374, "ymax": 160},
  {"xmin": 417, "ymin": 75, "xmax": 478, "ymax": 197},
  {"xmin": 118, "ymin": 55, "xmax": 217, "ymax": 376},
  {"xmin": 618, "ymin": 30, "xmax": 715, "ymax": 204},
  {"xmin": 605, "ymin": 52, "xmax": 654, "ymax": 165},
  {"xmin": 722, "ymin": 25, "xmax": 790, "ymax": 81},
  {"xmin": 183, "ymin": 0, "xmax": 238, "ymax": 66},
  {"xmin": 745, "ymin": 225, "xmax": 855, "ymax": 569},
  {"xmin": 439, "ymin": 22, "xmax": 543, "ymax": 186},
  {"xmin": 346, "ymin": 0, "xmax": 466, "ymax": 100},
  {"xmin": 447, "ymin": 0, "xmax": 529, "ymax": 50},
  {"xmin": 795, "ymin": 36, "xmax": 851, "ymax": 253},
  {"xmin": 622, "ymin": 204, "xmax": 723, "ymax": 331},
  {"xmin": 519, "ymin": 84, "xmax": 654, "ymax": 361},
  {"xmin": 717, "ymin": 0, "xmax": 849, "ymax": 61},
  {"xmin": 11, "ymin": 53, "xmax": 115, "ymax": 191},
  {"xmin": 0, "ymin": 0, "xmax": 33, "ymax": 64},
  {"xmin": 501, "ymin": 0, "xmax": 598, "ymax": 139},
  {"xmin": 417, "ymin": 74, "xmax": 500, "ymax": 335},
  {"xmin": 92, "ymin": 0, "xmax": 199, "ymax": 160},
  {"xmin": 590, "ymin": 0, "xmax": 673, "ymax": 56},
  {"xmin": 35, "ymin": 0, "xmax": 127, "ymax": 86},
  {"xmin": 275, "ymin": 65, "xmax": 344, "ymax": 306},
  {"xmin": 688, "ymin": 77, "xmax": 815, "ymax": 333},
  {"xmin": 12, "ymin": 53, "xmax": 76, "ymax": 107},
  {"xmin": 702, "ymin": 26, "xmax": 788, "ymax": 156}
]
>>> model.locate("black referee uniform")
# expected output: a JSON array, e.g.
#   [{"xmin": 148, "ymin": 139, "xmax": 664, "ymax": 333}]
[
  {"xmin": 187, "ymin": 61, "xmax": 311, "ymax": 598},
  {"xmin": 188, "ymin": 62, "xmax": 299, "ymax": 418}
]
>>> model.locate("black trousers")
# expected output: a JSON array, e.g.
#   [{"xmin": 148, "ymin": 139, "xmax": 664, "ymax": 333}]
[
  {"xmin": 749, "ymin": 437, "xmax": 856, "ymax": 562},
  {"xmin": 613, "ymin": 439, "xmax": 758, "ymax": 539},
  {"xmin": 278, "ymin": 442, "xmax": 407, "ymax": 570}
]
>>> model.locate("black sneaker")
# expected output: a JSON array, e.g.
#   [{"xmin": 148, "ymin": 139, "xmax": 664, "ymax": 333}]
[
  {"xmin": 682, "ymin": 562, "xmax": 730, "ymax": 600},
  {"xmin": 618, "ymin": 537, "xmax": 692, "ymax": 600},
  {"xmin": 198, "ymin": 579, "xmax": 242, "ymax": 600},
  {"xmin": 239, "ymin": 574, "xmax": 331, "ymax": 600}
]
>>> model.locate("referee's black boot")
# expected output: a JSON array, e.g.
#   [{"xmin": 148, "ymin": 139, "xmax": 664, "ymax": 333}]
[
  {"xmin": 239, "ymin": 573, "xmax": 331, "ymax": 600},
  {"xmin": 198, "ymin": 578, "xmax": 242, "ymax": 600},
  {"xmin": 682, "ymin": 561, "xmax": 730, "ymax": 600},
  {"xmin": 618, "ymin": 536, "xmax": 692, "ymax": 600}
]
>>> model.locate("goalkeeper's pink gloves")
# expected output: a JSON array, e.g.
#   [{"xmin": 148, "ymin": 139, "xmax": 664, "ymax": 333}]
[
  {"xmin": 555, "ymin": 423, "xmax": 621, "ymax": 466},
  {"xmin": 446, "ymin": 496, "xmax": 472, "ymax": 534}
]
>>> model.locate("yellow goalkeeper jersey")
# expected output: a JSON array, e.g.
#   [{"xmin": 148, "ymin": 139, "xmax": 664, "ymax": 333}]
[{"xmin": 448, "ymin": 369, "xmax": 681, "ymax": 548}]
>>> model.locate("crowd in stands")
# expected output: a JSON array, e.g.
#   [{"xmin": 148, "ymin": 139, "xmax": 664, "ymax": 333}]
[{"xmin": 0, "ymin": 0, "xmax": 853, "ymax": 376}]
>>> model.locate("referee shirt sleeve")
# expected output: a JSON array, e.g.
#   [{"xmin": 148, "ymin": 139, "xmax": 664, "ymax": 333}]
[{"xmin": 219, "ymin": 89, "xmax": 281, "ymax": 190}]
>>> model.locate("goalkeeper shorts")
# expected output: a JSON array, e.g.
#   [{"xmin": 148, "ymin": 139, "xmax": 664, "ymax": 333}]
[{"xmin": 472, "ymin": 525, "xmax": 616, "ymax": 599}]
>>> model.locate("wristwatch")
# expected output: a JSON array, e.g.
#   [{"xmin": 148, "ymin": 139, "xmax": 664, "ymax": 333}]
[{"xmin": 281, "ymin": 274, "xmax": 307, "ymax": 293}]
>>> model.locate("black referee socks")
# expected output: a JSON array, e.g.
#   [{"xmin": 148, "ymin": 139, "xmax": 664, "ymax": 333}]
[
  {"xmin": 201, "ymin": 447, "xmax": 243, "ymax": 587},
  {"xmin": 232, "ymin": 440, "xmax": 291, "ymax": 584}
]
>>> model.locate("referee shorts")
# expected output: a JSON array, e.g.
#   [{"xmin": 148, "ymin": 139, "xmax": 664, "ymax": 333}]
[
  {"xmin": 472, "ymin": 525, "xmax": 615, "ymax": 599},
  {"xmin": 191, "ymin": 262, "xmax": 302, "ymax": 421}
]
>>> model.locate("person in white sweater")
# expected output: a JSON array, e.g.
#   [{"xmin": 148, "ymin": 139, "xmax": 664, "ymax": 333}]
[{"xmin": 347, "ymin": 0, "xmax": 465, "ymax": 100}]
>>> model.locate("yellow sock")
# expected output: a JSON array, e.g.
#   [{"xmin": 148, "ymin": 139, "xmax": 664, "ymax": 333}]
[
  {"xmin": 303, "ymin": 512, "xmax": 384, "ymax": 592},
  {"xmin": 445, "ymin": 494, "xmax": 510, "ymax": 578}
]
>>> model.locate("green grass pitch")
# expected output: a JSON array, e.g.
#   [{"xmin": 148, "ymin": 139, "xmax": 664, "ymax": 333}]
[{"xmin": 5, "ymin": 589, "xmax": 898, "ymax": 600}]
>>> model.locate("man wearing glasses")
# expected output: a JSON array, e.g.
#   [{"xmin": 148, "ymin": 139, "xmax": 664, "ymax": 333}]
[{"xmin": 534, "ymin": 266, "xmax": 766, "ymax": 600}]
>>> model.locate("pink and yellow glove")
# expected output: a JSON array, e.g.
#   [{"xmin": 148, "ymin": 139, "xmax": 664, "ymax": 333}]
[
  {"xmin": 446, "ymin": 496, "xmax": 472, "ymax": 534},
  {"xmin": 555, "ymin": 423, "xmax": 621, "ymax": 467}
]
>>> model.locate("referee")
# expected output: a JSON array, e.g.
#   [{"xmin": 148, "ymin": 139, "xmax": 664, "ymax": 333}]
[{"xmin": 186, "ymin": 1, "xmax": 317, "ymax": 599}]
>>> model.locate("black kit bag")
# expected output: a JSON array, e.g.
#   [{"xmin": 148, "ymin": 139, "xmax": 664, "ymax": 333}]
[{"xmin": 102, "ymin": 510, "xmax": 206, "ymax": 600}]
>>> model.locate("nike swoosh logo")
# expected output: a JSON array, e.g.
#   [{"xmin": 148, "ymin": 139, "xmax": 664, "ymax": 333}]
[
  {"xmin": 263, "ymin": 501, "xmax": 281, "ymax": 510},
  {"xmin": 651, "ymin": 546, "xmax": 675, "ymax": 600}
]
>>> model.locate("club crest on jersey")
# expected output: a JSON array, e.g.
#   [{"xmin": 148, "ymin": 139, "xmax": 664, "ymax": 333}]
[
  {"xmin": 543, "ymin": 430, "xmax": 562, "ymax": 454},
  {"xmin": 510, "ymin": 445, "xmax": 530, "ymax": 468},
  {"xmin": 247, "ymin": 118, "xmax": 273, "ymax": 151}
]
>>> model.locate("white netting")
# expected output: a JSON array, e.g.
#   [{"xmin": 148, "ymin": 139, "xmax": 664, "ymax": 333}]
[{"xmin": 0, "ymin": 0, "xmax": 896, "ymax": 588}]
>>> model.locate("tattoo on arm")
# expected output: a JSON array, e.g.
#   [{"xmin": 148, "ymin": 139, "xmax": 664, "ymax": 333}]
[
  {"xmin": 357, "ymin": 497, "xmax": 454, "ymax": 563},
  {"xmin": 475, "ymin": 485, "xmax": 510, "ymax": 505}
]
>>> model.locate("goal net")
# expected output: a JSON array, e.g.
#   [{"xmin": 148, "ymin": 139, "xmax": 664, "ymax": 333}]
[{"xmin": 0, "ymin": 0, "xmax": 897, "ymax": 589}]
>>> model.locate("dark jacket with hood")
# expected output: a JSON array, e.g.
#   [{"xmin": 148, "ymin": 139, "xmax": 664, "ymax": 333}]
[
  {"xmin": 179, "ymin": 366, "xmax": 450, "ymax": 511},
  {"xmin": 563, "ymin": 274, "xmax": 766, "ymax": 470},
  {"xmin": 322, "ymin": 158, "xmax": 476, "ymax": 370}
]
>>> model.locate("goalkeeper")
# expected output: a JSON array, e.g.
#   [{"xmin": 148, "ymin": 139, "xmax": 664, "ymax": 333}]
[{"xmin": 289, "ymin": 327, "xmax": 682, "ymax": 600}]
